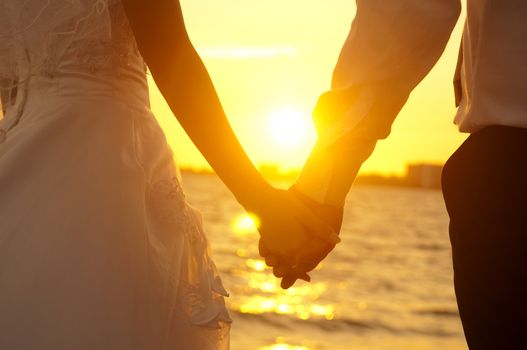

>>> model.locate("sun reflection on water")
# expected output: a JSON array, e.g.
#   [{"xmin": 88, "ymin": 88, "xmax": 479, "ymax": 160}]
[
  {"xmin": 232, "ymin": 213, "xmax": 260, "ymax": 235},
  {"xmin": 230, "ymin": 212, "xmax": 336, "ymax": 326},
  {"xmin": 260, "ymin": 338, "xmax": 311, "ymax": 350},
  {"xmin": 185, "ymin": 176, "xmax": 466, "ymax": 349},
  {"xmin": 246, "ymin": 259, "xmax": 267, "ymax": 272},
  {"xmin": 237, "ymin": 294, "xmax": 335, "ymax": 321},
  {"xmin": 261, "ymin": 344, "xmax": 310, "ymax": 350},
  {"xmin": 233, "ymin": 265, "xmax": 336, "ymax": 321}
]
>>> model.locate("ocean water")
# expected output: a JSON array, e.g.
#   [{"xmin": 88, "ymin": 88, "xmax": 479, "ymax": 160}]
[{"xmin": 181, "ymin": 172, "xmax": 467, "ymax": 350}]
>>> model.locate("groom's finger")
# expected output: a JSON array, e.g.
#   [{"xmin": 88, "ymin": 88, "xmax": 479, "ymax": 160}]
[
  {"xmin": 281, "ymin": 272, "xmax": 311, "ymax": 289},
  {"xmin": 272, "ymin": 259, "xmax": 299, "ymax": 278},
  {"xmin": 281, "ymin": 275, "xmax": 297, "ymax": 289}
]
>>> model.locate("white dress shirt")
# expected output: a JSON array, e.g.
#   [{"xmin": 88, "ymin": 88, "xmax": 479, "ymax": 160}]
[
  {"xmin": 455, "ymin": 1, "xmax": 527, "ymax": 132},
  {"xmin": 295, "ymin": 0, "xmax": 527, "ymax": 205}
]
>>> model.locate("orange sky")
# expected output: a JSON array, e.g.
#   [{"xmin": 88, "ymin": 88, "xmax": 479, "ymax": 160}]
[{"xmin": 150, "ymin": 0, "xmax": 468, "ymax": 176}]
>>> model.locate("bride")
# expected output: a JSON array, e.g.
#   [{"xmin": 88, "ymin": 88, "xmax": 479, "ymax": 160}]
[{"xmin": 0, "ymin": 0, "xmax": 338, "ymax": 348}]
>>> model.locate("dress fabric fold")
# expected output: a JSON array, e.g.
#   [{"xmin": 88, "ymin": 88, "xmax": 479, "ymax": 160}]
[{"xmin": 0, "ymin": 1, "xmax": 231, "ymax": 349}]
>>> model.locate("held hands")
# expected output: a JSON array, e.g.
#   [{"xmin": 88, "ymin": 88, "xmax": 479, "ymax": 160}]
[
  {"xmin": 252, "ymin": 89, "xmax": 349, "ymax": 289},
  {"xmin": 249, "ymin": 89, "xmax": 350, "ymax": 288},
  {"xmin": 254, "ymin": 186, "xmax": 343, "ymax": 289},
  {"xmin": 249, "ymin": 88, "xmax": 358, "ymax": 289}
]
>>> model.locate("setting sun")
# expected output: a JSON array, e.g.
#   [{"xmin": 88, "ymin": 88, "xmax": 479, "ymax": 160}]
[{"xmin": 267, "ymin": 107, "xmax": 313, "ymax": 149}]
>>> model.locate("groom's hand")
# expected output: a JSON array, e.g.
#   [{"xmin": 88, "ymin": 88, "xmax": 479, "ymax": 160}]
[
  {"xmin": 254, "ymin": 188, "xmax": 335, "ymax": 264},
  {"xmin": 262, "ymin": 187, "xmax": 344, "ymax": 289}
]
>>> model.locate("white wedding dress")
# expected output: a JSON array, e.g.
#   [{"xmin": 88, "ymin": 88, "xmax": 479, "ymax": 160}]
[{"xmin": 0, "ymin": 1, "xmax": 231, "ymax": 349}]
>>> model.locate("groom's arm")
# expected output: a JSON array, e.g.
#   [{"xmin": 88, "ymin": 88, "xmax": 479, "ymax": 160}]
[{"xmin": 295, "ymin": 0, "xmax": 462, "ymax": 207}]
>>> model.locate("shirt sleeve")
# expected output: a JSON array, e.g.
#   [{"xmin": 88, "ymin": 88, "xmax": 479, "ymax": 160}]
[
  {"xmin": 294, "ymin": 0, "xmax": 461, "ymax": 206},
  {"xmin": 326, "ymin": 0, "xmax": 462, "ymax": 144}
]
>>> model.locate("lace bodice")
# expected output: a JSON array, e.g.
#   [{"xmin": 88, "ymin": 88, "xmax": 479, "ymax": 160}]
[{"xmin": 0, "ymin": 0, "xmax": 147, "ymax": 112}]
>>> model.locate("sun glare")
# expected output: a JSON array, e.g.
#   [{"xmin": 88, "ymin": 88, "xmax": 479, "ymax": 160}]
[
  {"xmin": 268, "ymin": 107, "xmax": 311, "ymax": 148},
  {"xmin": 232, "ymin": 213, "xmax": 260, "ymax": 235},
  {"xmin": 261, "ymin": 339, "xmax": 311, "ymax": 350}
]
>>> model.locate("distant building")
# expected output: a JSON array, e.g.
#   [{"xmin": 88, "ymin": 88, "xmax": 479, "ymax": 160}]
[
  {"xmin": 181, "ymin": 162, "xmax": 444, "ymax": 190},
  {"xmin": 406, "ymin": 164, "xmax": 443, "ymax": 189}
]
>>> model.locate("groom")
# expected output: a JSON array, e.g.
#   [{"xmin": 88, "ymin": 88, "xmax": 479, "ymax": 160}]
[{"xmin": 259, "ymin": 1, "xmax": 527, "ymax": 349}]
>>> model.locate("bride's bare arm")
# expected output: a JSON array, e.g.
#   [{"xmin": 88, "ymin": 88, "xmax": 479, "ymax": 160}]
[
  {"xmin": 121, "ymin": 0, "xmax": 270, "ymax": 205},
  {"xmin": 121, "ymin": 0, "xmax": 334, "ymax": 259}
]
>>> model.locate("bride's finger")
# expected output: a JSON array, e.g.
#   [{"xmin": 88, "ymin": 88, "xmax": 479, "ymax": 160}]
[
  {"xmin": 273, "ymin": 259, "xmax": 298, "ymax": 278},
  {"xmin": 258, "ymin": 239, "xmax": 271, "ymax": 257},
  {"xmin": 294, "ymin": 239, "xmax": 333, "ymax": 273},
  {"xmin": 273, "ymin": 265, "xmax": 289, "ymax": 278},
  {"xmin": 265, "ymin": 255, "xmax": 280, "ymax": 267}
]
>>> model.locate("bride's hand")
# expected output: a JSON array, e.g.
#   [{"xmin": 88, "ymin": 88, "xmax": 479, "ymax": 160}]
[
  {"xmin": 247, "ymin": 188, "xmax": 334, "ymax": 260},
  {"xmin": 263, "ymin": 187, "xmax": 344, "ymax": 289}
]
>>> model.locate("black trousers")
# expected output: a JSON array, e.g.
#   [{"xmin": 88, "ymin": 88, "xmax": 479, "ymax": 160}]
[{"xmin": 442, "ymin": 126, "xmax": 527, "ymax": 349}]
